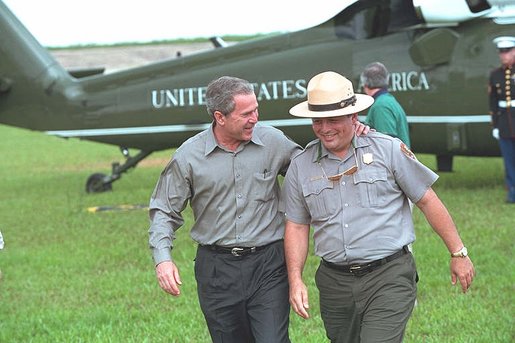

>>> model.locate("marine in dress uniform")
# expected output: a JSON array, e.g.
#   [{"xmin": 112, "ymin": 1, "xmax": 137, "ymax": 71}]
[{"xmin": 489, "ymin": 36, "xmax": 515, "ymax": 203}]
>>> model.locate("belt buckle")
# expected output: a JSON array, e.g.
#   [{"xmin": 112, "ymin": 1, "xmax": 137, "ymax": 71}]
[
  {"xmin": 350, "ymin": 264, "xmax": 369, "ymax": 276},
  {"xmin": 349, "ymin": 265, "xmax": 361, "ymax": 273},
  {"xmin": 231, "ymin": 247, "xmax": 244, "ymax": 256}
]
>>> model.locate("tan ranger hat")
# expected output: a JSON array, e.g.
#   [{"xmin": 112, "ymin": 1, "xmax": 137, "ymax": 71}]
[{"xmin": 289, "ymin": 71, "xmax": 374, "ymax": 118}]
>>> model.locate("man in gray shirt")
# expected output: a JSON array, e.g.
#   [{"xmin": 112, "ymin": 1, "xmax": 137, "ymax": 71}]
[
  {"xmin": 283, "ymin": 71, "xmax": 475, "ymax": 343},
  {"xmin": 148, "ymin": 76, "xmax": 299, "ymax": 342}
]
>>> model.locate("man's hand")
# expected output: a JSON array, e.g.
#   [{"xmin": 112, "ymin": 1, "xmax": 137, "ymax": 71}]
[
  {"xmin": 289, "ymin": 278, "xmax": 310, "ymax": 319},
  {"xmin": 354, "ymin": 121, "xmax": 372, "ymax": 136},
  {"xmin": 450, "ymin": 257, "xmax": 475, "ymax": 293},
  {"xmin": 155, "ymin": 261, "xmax": 182, "ymax": 296}
]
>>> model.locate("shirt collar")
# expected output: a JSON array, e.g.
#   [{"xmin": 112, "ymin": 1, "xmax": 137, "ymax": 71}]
[
  {"xmin": 310, "ymin": 135, "xmax": 371, "ymax": 163},
  {"xmin": 373, "ymin": 88, "xmax": 389, "ymax": 99},
  {"xmin": 204, "ymin": 122, "xmax": 264, "ymax": 156}
]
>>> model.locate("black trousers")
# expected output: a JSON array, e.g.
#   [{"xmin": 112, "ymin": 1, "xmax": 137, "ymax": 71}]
[{"xmin": 194, "ymin": 240, "xmax": 290, "ymax": 343}]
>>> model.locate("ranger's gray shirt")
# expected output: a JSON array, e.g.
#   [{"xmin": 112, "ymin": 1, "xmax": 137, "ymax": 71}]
[
  {"xmin": 149, "ymin": 123, "xmax": 301, "ymax": 265},
  {"xmin": 283, "ymin": 132, "xmax": 438, "ymax": 264}
]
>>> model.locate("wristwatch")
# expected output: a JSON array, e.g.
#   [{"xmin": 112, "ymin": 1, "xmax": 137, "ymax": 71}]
[{"xmin": 451, "ymin": 246, "xmax": 468, "ymax": 258}]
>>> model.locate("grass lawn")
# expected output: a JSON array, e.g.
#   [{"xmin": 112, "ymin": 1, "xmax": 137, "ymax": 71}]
[{"xmin": 0, "ymin": 124, "xmax": 513, "ymax": 342}]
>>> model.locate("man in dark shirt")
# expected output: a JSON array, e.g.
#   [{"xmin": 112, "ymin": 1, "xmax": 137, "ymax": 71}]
[{"xmin": 361, "ymin": 62, "xmax": 410, "ymax": 148}]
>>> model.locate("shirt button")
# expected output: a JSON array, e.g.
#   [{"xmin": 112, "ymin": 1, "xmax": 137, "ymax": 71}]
[
  {"xmin": 344, "ymin": 224, "xmax": 349, "ymax": 228},
  {"xmin": 238, "ymin": 215, "xmax": 242, "ymax": 219},
  {"xmin": 344, "ymin": 203, "xmax": 349, "ymax": 207},
  {"xmin": 237, "ymin": 235, "xmax": 242, "ymax": 240},
  {"xmin": 237, "ymin": 194, "xmax": 242, "ymax": 198},
  {"xmin": 341, "ymin": 181, "xmax": 346, "ymax": 185}
]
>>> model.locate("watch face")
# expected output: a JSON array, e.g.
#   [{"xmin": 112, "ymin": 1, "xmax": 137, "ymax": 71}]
[{"xmin": 452, "ymin": 247, "xmax": 468, "ymax": 257}]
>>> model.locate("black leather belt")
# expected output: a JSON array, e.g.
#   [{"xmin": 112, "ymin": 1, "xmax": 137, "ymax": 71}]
[
  {"xmin": 322, "ymin": 246, "xmax": 410, "ymax": 276},
  {"xmin": 201, "ymin": 240, "xmax": 281, "ymax": 257}
]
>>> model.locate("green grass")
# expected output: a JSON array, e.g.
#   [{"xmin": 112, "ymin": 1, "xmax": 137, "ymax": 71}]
[{"xmin": 0, "ymin": 124, "xmax": 513, "ymax": 342}]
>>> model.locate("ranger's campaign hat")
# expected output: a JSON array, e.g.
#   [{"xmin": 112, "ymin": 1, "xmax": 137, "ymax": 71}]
[
  {"xmin": 493, "ymin": 36, "xmax": 515, "ymax": 51},
  {"xmin": 289, "ymin": 71, "xmax": 374, "ymax": 118}
]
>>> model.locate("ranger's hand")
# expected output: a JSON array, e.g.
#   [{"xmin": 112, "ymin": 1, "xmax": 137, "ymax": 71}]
[
  {"xmin": 450, "ymin": 257, "xmax": 475, "ymax": 293},
  {"xmin": 289, "ymin": 278, "xmax": 310, "ymax": 319},
  {"xmin": 155, "ymin": 261, "xmax": 182, "ymax": 296}
]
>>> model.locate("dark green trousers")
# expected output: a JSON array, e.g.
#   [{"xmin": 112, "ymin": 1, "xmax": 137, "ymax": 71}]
[{"xmin": 316, "ymin": 252, "xmax": 417, "ymax": 343}]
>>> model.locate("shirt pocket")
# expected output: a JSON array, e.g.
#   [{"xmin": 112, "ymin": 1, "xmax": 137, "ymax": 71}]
[
  {"xmin": 252, "ymin": 170, "xmax": 276, "ymax": 202},
  {"xmin": 301, "ymin": 178, "xmax": 335, "ymax": 220},
  {"xmin": 353, "ymin": 169, "xmax": 388, "ymax": 208}
]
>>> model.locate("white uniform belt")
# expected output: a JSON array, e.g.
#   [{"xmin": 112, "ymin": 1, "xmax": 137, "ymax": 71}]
[{"xmin": 498, "ymin": 100, "xmax": 511, "ymax": 108}]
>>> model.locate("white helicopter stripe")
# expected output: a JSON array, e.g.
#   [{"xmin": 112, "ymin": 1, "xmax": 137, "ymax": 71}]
[{"xmin": 45, "ymin": 115, "xmax": 491, "ymax": 138}]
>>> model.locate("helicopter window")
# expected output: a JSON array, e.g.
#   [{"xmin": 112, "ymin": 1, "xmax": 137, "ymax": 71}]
[
  {"xmin": 388, "ymin": 0, "xmax": 422, "ymax": 30},
  {"xmin": 334, "ymin": 1, "xmax": 382, "ymax": 40},
  {"xmin": 466, "ymin": 0, "xmax": 491, "ymax": 13},
  {"xmin": 334, "ymin": 0, "xmax": 422, "ymax": 40}
]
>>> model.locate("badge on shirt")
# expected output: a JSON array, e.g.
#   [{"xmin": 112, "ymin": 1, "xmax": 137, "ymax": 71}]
[
  {"xmin": 362, "ymin": 153, "xmax": 373, "ymax": 165},
  {"xmin": 400, "ymin": 143, "xmax": 416, "ymax": 160}
]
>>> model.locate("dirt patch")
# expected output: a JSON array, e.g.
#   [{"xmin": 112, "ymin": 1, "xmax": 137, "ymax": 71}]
[
  {"xmin": 139, "ymin": 156, "xmax": 171, "ymax": 168},
  {"xmin": 58, "ymin": 156, "xmax": 172, "ymax": 172},
  {"xmin": 51, "ymin": 42, "xmax": 221, "ymax": 74}
]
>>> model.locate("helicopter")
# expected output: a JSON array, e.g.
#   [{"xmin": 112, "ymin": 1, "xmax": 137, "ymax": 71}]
[{"xmin": 1, "ymin": 0, "xmax": 514, "ymax": 192}]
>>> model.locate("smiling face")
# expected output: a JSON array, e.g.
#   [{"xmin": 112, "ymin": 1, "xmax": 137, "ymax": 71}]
[
  {"xmin": 312, "ymin": 113, "xmax": 358, "ymax": 158},
  {"xmin": 213, "ymin": 93, "xmax": 259, "ymax": 151}
]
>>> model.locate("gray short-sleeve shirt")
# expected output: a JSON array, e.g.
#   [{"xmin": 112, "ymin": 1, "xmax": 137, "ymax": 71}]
[{"xmin": 283, "ymin": 132, "xmax": 438, "ymax": 264}]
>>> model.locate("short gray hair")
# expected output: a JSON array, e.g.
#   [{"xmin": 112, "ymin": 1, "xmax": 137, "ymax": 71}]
[
  {"xmin": 205, "ymin": 76, "xmax": 254, "ymax": 119},
  {"xmin": 361, "ymin": 62, "xmax": 389, "ymax": 89}
]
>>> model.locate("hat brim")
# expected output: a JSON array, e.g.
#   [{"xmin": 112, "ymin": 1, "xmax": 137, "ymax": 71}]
[{"xmin": 289, "ymin": 94, "xmax": 374, "ymax": 118}]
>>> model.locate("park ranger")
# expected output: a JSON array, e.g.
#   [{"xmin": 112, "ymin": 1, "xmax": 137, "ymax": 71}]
[{"xmin": 282, "ymin": 71, "xmax": 475, "ymax": 343}]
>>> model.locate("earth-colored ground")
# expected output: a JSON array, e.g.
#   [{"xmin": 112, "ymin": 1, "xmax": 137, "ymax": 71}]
[{"xmin": 51, "ymin": 42, "xmax": 216, "ymax": 74}]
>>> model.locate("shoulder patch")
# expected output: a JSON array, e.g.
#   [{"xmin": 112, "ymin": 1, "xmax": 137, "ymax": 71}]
[{"xmin": 400, "ymin": 143, "xmax": 416, "ymax": 160}]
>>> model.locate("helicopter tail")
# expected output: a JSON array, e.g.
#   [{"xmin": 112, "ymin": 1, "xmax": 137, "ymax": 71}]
[{"xmin": 0, "ymin": 0, "xmax": 76, "ymax": 130}]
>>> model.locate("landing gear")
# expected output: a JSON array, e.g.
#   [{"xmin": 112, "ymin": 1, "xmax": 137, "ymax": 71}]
[
  {"xmin": 436, "ymin": 155, "xmax": 453, "ymax": 172},
  {"xmin": 85, "ymin": 148, "xmax": 153, "ymax": 193},
  {"xmin": 86, "ymin": 173, "xmax": 112, "ymax": 193}
]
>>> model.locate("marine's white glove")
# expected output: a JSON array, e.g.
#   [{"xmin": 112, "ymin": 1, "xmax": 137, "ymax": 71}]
[{"xmin": 492, "ymin": 128, "xmax": 500, "ymax": 140}]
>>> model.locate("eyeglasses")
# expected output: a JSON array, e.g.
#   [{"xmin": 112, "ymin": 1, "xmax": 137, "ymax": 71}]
[{"xmin": 318, "ymin": 148, "xmax": 358, "ymax": 182}]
